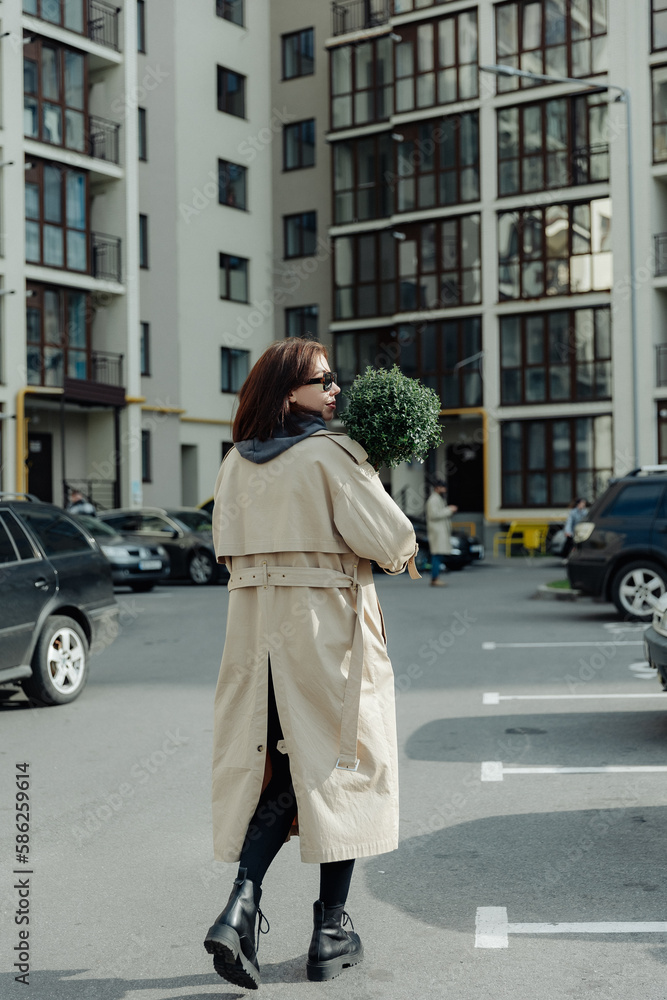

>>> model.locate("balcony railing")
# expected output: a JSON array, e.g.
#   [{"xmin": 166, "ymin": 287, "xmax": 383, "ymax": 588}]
[
  {"xmin": 332, "ymin": 0, "xmax": 390, "ymax": 35},
  {"xmin": 88, "ymin": 0, "xmax": 121, "ymax": 51},
  {"xmin": 63, "ymin": 478, "xmax": 118, "ymax": 510},
  {"xmin": 28, "ymin": 348, "xmax": 124, "ymax": 388},
  {"xmin": 88, "ymin": 114, "xmax": 121, "ymax": 164},
  {"xmin": 91, "ymin": 232, "xmax": 122, "ymax": 282},
  {"xmin": 657, "ymin": 345, "xmax": 667, "ymax": 387},
  {"xmin": 655, "ymin": 233, "xmax": 667, "ymax": 277},
  {"xmin": 90, "ymin": 350, "xmax": 124, "ymax": 386}
]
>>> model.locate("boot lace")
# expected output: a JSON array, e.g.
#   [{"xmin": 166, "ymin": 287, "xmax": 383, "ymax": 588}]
[
  {"xmin": 256, "ymin": 908, "xmax": 270, "ymax": 953},
  {"xmin": 341, "ymin": 910, "xmax": 354, "ymax": 932}
]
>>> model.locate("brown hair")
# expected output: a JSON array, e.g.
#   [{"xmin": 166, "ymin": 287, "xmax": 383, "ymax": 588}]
[{"xmin": 233, "ymin": 339, "xmax": 329, "ymax": 442}]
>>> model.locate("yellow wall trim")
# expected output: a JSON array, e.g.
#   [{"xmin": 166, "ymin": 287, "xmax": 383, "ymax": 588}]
[
  {"xmin": 180, "ymin": 416, "xmax": 232, "ymax": 425},
  {"xmin": 125, "ymin": 396, "xmax": 146, "ymax": 404},
  {"xmin": 141, "ymin": 405, "xmax": 186, "ymax": 414},
  {"xmin": 16, "ymin": 386, "xmax": 64, "ymax": 492}
]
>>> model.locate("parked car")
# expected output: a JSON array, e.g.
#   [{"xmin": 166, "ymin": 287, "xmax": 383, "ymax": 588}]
[
  {"xmin": 567, "ymin": 466, "xmax": 667, "ymax": 621},
  {"xmin": 0, "ymin": 494, "xmax": 118, "ymax": 705},
  {"xmin": 411, "ymin": 517, "xmax": 485, "ymax": 573},
  {"xmin": 73, "ymin": 515, "xmax": 169, "ymax": 592},
  {"xmin": 98, "ymin": 507, "xmax": 225, "ymax": 585},
  {"xmin": 644, "ymin": 593, "xmax": 667, "ymax": 691}
]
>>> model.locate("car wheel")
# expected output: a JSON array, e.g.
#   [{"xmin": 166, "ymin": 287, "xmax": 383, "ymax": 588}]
[
  {"xmin": 129, "ymin": 581, "xmax": 155, "ymax": 593},
  {"xmin": 611, "ymin": 561, "xmax": 667, "ymax": 621},
  {"xmin": 189, "ymin": 549, "xmax": 216, "ymax": 585},
  {"xmin": 22, "ymin": 615, "xmax": 89, "ymax": 706}
]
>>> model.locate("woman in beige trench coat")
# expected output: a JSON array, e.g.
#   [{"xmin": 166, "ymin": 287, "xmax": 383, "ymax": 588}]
[{"xmin": 204, "ymin": 339, "xmax": 417, "ymax": 990}]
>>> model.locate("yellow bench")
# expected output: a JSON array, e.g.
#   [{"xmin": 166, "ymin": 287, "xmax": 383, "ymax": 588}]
[{"xmin": 493, "ymin": 521, "xmax": 550, "ymax": 557}]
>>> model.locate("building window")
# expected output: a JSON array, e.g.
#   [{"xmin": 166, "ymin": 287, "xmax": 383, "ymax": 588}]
[
  {"xmin": 333, "ymin": 132, "xmax": 393, "ymax": 224},
  {"xmin": 653, "ymin": 1, "xmax": 667, "ymax": 51},
  {"xmin": 25, "ymin": 160, "xmax": 88, "ymax": 272},
  {"xmin": 284, "ymin": 212, "xmax": 317, "ymax": 258},
  {"xmin": 284, "ymin": 119, "xmax": 315, "ymax": 170},
  {"xmin": 286, "ymin": 305, "xmax": 319, "ymax": 339},
  {"xmin": 334, "ymin": 320, "xmax": 482, "ymax": 408},
  {"xmin": 141, "ymin": 429, "xmax": 151, "ymax": 482},
  {"xmin": 23, "ymin": 39, "xmax": 87, "ymax": 153},
  {"xmin": 139, "ymin": 214, "xmax": 149, "ymax": 268},
  {"xmin": 23, "ymin": 0, "xmax": 86, "ymax": 34},
  {"xmin": 500, "ymin": 307, "xmax": 611, "ymax": 406},
  {"xmin": 394, "ymin": 11, "xmax": 478, "ymax": 114},
  {"xmin": 330, "ymin": 37, "xmax": 393, "ymax": 131},
  {"xmin": 394, "ymin": 111, "xmax": 479, "ymax": 213},
  {"xmin": 26, "ymin": 284, "xmax": 89, "ymax": 387},
  {"xmin": 498, "ymin": 198, "xmax": 612, "ymax": 300},
  {"xmin": 138, "ymin": 107, "xmax": 148, "ymax": 160},
  {"xmin": 282, "ymin": 28, "xmax": 314, "ymax": 79},
  {"xmin": 137, "ymin": 0, "xmax": 146, "ymax": 51},
  {"xmin": 498, "ymin": 94, "xmax": 608, "ymax": 195},
  {"xmin": 334, "ymin": 215, "xmax": 481, "ymax": 320},
  {"xmin": 217, "ymin": 66, "xmax": 246, "ymax": 118},
  {"xmin": 653, "ymin": 66, "xmax": 667, "ymax": 162},
  {"xmin": 219, "ymin": 253, "xmax": 249, "ymax": 302},
  {"xmin": 216, "ymin": 0, "xmax": 243, "ymax": 27},
  {"xmin": 501, "ymin": 414, "xmax": 613, "ymax": 507},
  {"xmin": 218, "ymin": 159, "xmax": 247, "ymax": 209},
  {"xmin": 220, "ymin": 347, "xmax": 249, "ymax": 392},
  {"xmin": 495, "ymin": 0, "xmax": 607, "ymax": 91},
  {"xmin": 140, "ymin": 321, "xmax": 150, "ymax": 376}
]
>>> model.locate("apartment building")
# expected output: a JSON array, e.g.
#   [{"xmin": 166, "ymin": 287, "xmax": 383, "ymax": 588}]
[{"xmin": 326, "ymin": 0, "xmax": 661, "ymax": 533}]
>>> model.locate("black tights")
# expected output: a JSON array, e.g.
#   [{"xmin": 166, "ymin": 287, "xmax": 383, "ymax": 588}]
[{"xmin": 238, "ymin": 669, "xmax": 356, "ymax": 907}]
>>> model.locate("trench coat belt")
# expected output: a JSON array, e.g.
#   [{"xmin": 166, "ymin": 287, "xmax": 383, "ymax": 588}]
[{"xmin": 228, "ymin": 563, "xmax": 365, "ymax": 772}]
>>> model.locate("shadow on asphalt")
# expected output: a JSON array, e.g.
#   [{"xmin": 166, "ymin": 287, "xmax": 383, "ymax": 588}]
[
  {"xmin": 405, "ymin": 711, "xmax": 667, "ymax": 765},
  {"xmin": 365, "ymin": 806, "xmax": 667, "ymax": 950},
  {"xmin": 0, "ymin": 972, "xmax": 242, "ymax": 999}
]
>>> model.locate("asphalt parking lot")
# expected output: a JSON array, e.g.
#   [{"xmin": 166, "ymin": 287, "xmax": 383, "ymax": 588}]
[{"xmin": 0, "ymin": 556, "xmax": 666, "ymax": 999}]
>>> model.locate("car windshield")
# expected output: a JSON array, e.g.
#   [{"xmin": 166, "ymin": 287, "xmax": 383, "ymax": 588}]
[
  {"xmin": 73, "ymin": 515, "xmax": 119, "ymax": 540},
  {"xmin": 167, "ymin": 510, "xmax": 212, "ymax": 533}
]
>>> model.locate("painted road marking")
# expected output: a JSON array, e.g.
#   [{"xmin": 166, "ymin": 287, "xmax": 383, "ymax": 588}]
[
  {"xmin": 482, "ymin": 691, "xmax": 664, "ymax": 704},
  {"xmin": 483, "ymin": 640, "xmax": 644, "ymax": 650},
  {"xmin": 481, "ymin": 761, "xmax": 667, "ymax": 781},
  {"xmin": 474, "ymin": 908, "xmax": 667, "ymax": 948},
  {"xmin": 629, "ymin": 661, "xmax": 657, "ymax": 679}
]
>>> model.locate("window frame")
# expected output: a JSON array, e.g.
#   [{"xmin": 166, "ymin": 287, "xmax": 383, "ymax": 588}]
[
  {"xmin": 217, "ymin": 65, "xmax": 246, "ymax": 119},
  {"xmin": 220, "ymin": 346, "xmax": 250, "ymax": 393},
  {"xmin": 140, "ymin": 321, "xmax": 150, "ymax": 376},
  {"xmin": 332, "ymin": 132, "xmax": 393, "ymax": 224},
  {"xmin": 394, "ymin": 111, "xmax": 480, "ymax": 213},
  {"xmin": 285, "ymin": 305, "xmax": 319, "ymax": 340},
  {"xmin": 137, "ymin": 0, "xmax": 146, "ymax": 52},
  {"xmin": 139, "ymin": 213, "xmax": 149, "ymax": 269},
  {"xmin": 25, "ymin": 159, "xmax": 89, "ymax": 273},
  {"xmin": 138, "ymin": 106, "xmax": 147, "ymax": 161},
  {"xmin": 23, "ymin": 0, "xmax": 88, "ymax": 36},
  {"xmin": 218, "ymin": 158, "xmax": 247, "ymax": 210},
  {"xmin": 282, "ymin": 27, "xmax": 315, "ymax": 80},
  {"xmin": 219, "ymin": 252, "xmax": 249, "ymax": 303},
  {"xmin": 652, "ymin": 64, "xmax": 667, "ymax": 163},
  {"xmin": 26, "ymin": 282, "xmax": 91, "ymax": 387},
  {"xmin": 141, "ymin": 429, "xmax": 151, "ymax": 483},
  {"xmin": 283, "ymin": 119, "xmax": 316, "ymax": 171},
  {"xmin": 216, "ymin": 0, "xmax": 244, "ymax": 27},
  {"xmin": 329, "ymin": 36, "xmax": 393, "ymax": 131},
  {"xmin": 283, "ymin": 211, "xmax": 317, "ymax": 259},
  {"xmin": 393, "ymin": 10, "xmax": 479, "ymax": 115},
  {"xmin": 23, "ymin": 37, "xmax": 89, "ymax": 154}
]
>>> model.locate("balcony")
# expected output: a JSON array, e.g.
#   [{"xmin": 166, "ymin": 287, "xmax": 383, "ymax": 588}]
[
  {"xmin": 331, "ymin": 0, "xmax": 390, "ymax": 36},
  {"xmin": 88, "ymin": 115, "xmax": 121, "ymax": 164},
  {"xmin": 657, "ymin": 345, "xmax": 667, "ymax": 387},
  {"xmin": 28, "ymin": 348, "xmax": 125, "ymax": 405},
  {"xmin": 655, "ymin": 233, "xmax": 667, "ymax": 277},
  {"xmin": 91, "ymin": 232, "xmax": 122, "ymax": 282},
  {"xmin": 23, "ymin": 0, "xmax": 121, "ymax": 51}
]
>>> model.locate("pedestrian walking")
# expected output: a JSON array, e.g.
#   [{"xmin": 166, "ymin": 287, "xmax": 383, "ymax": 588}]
[
  {"xmin": 204, "ymin": 339, "xmax": 418, "ymax": 989},
  {"xmin": 425, "ymin": 479, "xmax": 458, "ymax": 587},
  {"xmin": 561, "ymin": 497, "xmax": 588, "ymax": 563}
]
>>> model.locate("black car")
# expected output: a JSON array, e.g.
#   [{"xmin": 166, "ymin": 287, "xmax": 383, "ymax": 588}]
[
  {"xmin": 0, "ymin": 495, "xmax": 118, "ymax": 705},
  {"xmin": 567, "ymin": 467, "xmax": 667, "ymax": 621},
  {"xmin": 98, "ymin": 507, "xmax": 225, "ymax": 585},
  {"xmin": 74, "ymin": 514, "xmax": 170, "ymax": 592}
]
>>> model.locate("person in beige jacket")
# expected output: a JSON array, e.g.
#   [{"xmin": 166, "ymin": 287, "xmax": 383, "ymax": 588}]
[
  {"xmin": 425, "ymin": 479, "xmax": 458, "ymax": 587},
  {"xmin": 204, "ymin": 339, "xmax": 418, "ymax": 990}
]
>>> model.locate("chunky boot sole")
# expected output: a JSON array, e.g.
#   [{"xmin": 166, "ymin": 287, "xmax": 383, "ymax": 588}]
[
  {"xmin": 306, "ymin": 941, "xmax": 364, "ymax": 982},
  {"xmin": 204, "ymin": 922, "xmax": 260, "ymax": 990}
]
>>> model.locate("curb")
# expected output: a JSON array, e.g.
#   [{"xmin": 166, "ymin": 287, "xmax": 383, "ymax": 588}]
[{"xmin": 535, "ymin": 583, "xmax": 582, "ymax": 601}]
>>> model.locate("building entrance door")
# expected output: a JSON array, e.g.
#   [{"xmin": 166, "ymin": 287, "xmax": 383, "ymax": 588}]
[
  {"xmin": 446, "ymin": 439, "xmax": 483, "ymax": 512},
  {"xmin": 27, "ymin": 433, "xmax": 53, "ymax": 502}
]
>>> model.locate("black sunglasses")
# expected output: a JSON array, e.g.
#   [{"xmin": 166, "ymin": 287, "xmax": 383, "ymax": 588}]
[{"xmin": 303, "ymin": 371, "xmax": 337, "ymax": 391}]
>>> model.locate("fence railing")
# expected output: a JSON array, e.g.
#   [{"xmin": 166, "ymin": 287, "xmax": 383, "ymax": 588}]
[
  {"xmin": 332, "ymin": 0, "xmax": 390, "ymax": 35},
  {"xmin": 655, "ymin": 233, "xmax": 667, "ymax": 277},
  {"xmin": 64, "ymin": 478, "xmax": 118, "ymax": 511},
  {"xmin": 657, "ymin": 345, "xmax": 667, "ymax": 387},
  {"xmin": 87, "ymin": 0, "xmax": 121, "ymax": 50},
  {"xmin": 90, "ymin": 350, "xmax": 124, "ymax": 386},
  {"xmin": 91, "ymin": 231, "xmax": 122, "ymax": 282},
  {"xmin": 88, "ymin": 114, "xmax": 120, "ymax": 164}
]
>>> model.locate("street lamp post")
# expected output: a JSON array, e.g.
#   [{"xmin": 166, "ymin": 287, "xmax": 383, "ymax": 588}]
[{"xmin": 480, "ymin": 63, "xmax": 639, "ymax": 470}]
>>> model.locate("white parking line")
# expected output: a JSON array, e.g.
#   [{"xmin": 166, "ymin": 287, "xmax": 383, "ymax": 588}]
[
  {"xmin": 482, "ymin": 691, "xmax": 664, "ymax": 704},
  {"xmin": 483, "ymin": 640, "xmax": 644, "ymax": 650},
  {"xmin": 475, "ymin": 908, "xmax": 667, "ymax": 948},
  {"xmin": 481, "ymin": 761, "xmax": 667, "ymax": 781}
]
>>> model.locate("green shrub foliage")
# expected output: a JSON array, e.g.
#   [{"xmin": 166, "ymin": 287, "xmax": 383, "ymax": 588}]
[{"xmin": 341, "ymin": 365, "xmax": 442, "ymax": 470}]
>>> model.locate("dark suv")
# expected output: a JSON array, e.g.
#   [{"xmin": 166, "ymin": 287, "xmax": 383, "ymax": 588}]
[
  {"xmin": 567, "ymin": 468, "xmax": 667, "ymax": 621},
  {"xmin": 0, "ymin": 495, "xmax": 118, "ymax": 705}
]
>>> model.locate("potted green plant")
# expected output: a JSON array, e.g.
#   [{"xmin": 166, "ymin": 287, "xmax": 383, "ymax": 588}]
[{"xmin": 341, "ymin": 365, "xmax": 442, "ymax": 470}]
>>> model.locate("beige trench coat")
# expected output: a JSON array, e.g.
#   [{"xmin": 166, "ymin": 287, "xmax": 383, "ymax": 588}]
[
  {"xmin": 426, "ymin": 491, "xmax": 456, "ymax": 555},
  {"xmin": 211, "ymin": 430, "xmax": 417, "ymax": 864}
]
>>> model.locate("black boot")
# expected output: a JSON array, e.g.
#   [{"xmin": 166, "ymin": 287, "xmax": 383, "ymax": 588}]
[
  {"xmin": 306, "ymin": 901, "xmax": 364, "ymax": 982},
  {"xmin": 204, "ymin": 868, "xmax": 268, "ymax": 990}
]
